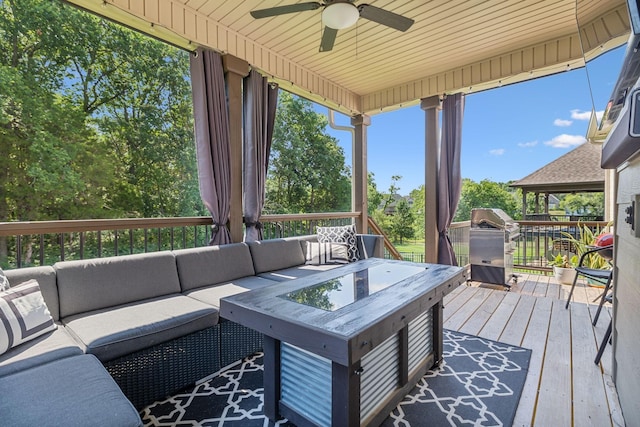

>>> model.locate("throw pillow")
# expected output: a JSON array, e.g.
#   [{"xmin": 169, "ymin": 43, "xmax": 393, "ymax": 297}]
[
  {"xmin": 317, "ymin": 224, "xmax": 360, "ymax": 262},
  {"xmin": 0, "ymin": 267, "xmax": 8, "ymax": 291},
  {"xmin": 305, "ymin": 242, "xmax": 350, "ymax": 265},
  {"xmin": 0, "ymin": 279, "xmax": 56, "ymax": 356}
]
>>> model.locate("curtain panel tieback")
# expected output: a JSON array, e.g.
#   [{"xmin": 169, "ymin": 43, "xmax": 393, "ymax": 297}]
[
  {"xmin": 244, "ymin": 221, "xmax": 263, "ymax": 230},
  {"xmin": 211, "ymin": 220, "xmax": 230, "ymax": 233}
]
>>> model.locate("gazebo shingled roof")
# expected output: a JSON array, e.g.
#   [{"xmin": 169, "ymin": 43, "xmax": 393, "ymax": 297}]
[{"xmin": 510, "ymin": 142, "xmax": 605, "ymax": 194}]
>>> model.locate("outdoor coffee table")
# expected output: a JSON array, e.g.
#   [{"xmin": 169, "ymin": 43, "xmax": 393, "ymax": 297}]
[{"xmin": 220, "ymin": 258, "xmax": 465, "ymax": 427}]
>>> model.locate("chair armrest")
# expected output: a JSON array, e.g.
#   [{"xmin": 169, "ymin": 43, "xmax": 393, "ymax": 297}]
[{"xmin": 357, "ymin": 234, "xmax": 384, "ymax": 259}]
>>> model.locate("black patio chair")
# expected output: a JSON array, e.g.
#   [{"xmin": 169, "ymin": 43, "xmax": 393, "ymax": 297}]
[{"xmin": 564, "ymin": 244, "xmax": 614, "ymax": 328}]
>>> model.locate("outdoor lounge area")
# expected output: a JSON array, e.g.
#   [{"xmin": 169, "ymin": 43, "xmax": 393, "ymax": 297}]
[{"xmin": 3, "ymin": 0, "xmax": 640, "ymax": 426}]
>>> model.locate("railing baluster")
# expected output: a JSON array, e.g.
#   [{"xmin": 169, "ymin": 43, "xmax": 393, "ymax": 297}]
[
  {"xmin": 80, "ymin": 232, "xmax": 85, "ymax": 260},
  {"xmin": 39, "ymin": 234, "xmax": 45, "ymax": 266},
  {"xmin": 114, "ymin": 230, "xmax": 119, "ymax": 256},
  {"xmin": 16, "ymin": 235, "xmax": 22, "ymax": 268},
  {"xmin": 157, "ymin": 228, "xmax": 161, "ymax": 251},
  {"xmin": 59, "ymin": 233, "xmax": 65, "ymax": 262},
  {"xmin": 144, "ymin": 229, "xmax": 148, "ymax": 253},
  {"xmin": 170, "ymin": 228, "xmax": 175, "ymax": 250}
]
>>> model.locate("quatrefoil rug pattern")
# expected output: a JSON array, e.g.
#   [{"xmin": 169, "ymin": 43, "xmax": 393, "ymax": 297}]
[{"xmin": 141, "ymin": 330, "xmax": 530, "ymax": 427}]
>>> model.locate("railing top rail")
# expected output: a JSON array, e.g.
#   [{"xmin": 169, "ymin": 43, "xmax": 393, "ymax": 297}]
[
  {"xmin": 450, "ymin": 220, "xmax": 471, "ymax": 229},
  {"xmin": 517, "ymin": 220, "xmax": 610, "ymax": 227},
  {"xmin": 260, "ymin": 212, "xmax": 360, "ymax": 221},
  {"xmin": 0, "ymin": 217, "xmax": 214, "ymax": 236},
  {"xmin": 0, "ymin": 212, "xmax": 363, "ymax": 236}
]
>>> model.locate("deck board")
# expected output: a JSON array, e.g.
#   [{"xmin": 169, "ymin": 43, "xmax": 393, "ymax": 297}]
[{"xmin": 443, "ymin": 273, "xmax": 621, "ymax": 426}]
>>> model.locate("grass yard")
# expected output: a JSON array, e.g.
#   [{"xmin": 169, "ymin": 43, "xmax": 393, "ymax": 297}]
[{"xmin": 394, "ymin": 240, "xmax": 425, "ymax": 253}]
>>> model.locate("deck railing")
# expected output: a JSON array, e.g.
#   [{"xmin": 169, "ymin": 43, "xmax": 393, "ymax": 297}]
[
  {"xmin": 0, "ymin": 213, "xmax": 359, "ymax": 269},
  {"xmin": 0, "ymin": 216, "xmax": 609, "ymax": 271}
]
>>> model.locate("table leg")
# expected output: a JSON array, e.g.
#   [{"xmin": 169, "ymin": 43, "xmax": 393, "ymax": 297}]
[
  {"xmin": 332, "ymin": 361, "xmax": 361, "ymax": 426},
  {"xmin": 263, "ymin": 335, "xmax": 281, "ymax": 422},
  {"xmin": 432, "ymin": 301, "xmax": 444, "ymax": 367}
]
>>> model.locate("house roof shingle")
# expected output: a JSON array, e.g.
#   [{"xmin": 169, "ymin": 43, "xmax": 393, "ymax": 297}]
[{"xmin": 510, "ymin": 142, "xmax": 605, "ymax": 193}]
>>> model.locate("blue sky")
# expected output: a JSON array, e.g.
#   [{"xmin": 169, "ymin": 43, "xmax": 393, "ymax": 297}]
[{"xmin": 321, "ymin": 46, "xmax": 626, "ymax": 195}]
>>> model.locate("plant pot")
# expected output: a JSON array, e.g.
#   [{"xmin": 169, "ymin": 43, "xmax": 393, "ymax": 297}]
[{"xmin": 553, "ymin": 266, "xmax": 577, "ymax": 285}]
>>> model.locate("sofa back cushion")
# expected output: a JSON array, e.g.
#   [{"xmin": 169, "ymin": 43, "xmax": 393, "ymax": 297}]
[
  {"xmin": 174, "ymin": 243, "xmax": 255, "ymax": 292},
  {"xmin": 55, "ymin": 252, "xmax": 180, "ymax": 318},
  {"xmin": 4, "ymin": 266, "xmax": 60, "ymax": 321},
  {"xmin": 247, "ymin": 239, "xmax": 306, "ymax": 274}
]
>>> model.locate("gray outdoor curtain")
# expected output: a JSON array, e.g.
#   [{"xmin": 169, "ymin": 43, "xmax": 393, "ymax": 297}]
[
  {"xmin": 242, "ymin": 70, "xmax": 279, "ymax": 242},
  {"xmin": 190, "ymin": 49, "xmax": 232, "ymax": 245},
  {"xmin": 437, "ymin": 93, "xmax": 465, "ymax": 265}
]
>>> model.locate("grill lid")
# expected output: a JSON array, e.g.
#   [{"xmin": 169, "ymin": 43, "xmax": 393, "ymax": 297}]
[{"xmin": 471, "ymin": 208, "xmax": 517, "ymax": 230}]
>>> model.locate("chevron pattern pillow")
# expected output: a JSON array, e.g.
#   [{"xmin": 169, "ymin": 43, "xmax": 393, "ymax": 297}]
[
  {"xmin": 0, "ymin": 279, "xmax": 56, "ymax": 355},
  {"xmin": 316, "ymin": 224, "xmax": 360, "ymax": 262}
]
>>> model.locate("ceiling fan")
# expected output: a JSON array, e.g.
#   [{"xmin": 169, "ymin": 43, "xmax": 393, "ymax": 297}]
[{"xmin": 250, "ymin": 1, "xmax": 414, "ymax": 52}]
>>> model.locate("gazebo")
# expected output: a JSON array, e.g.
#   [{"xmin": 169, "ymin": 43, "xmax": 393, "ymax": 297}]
[
  {"xmin": 510, "ymin": 142, "xmax": 610, "ymax": 220},
  {"xmin": 510, "ymin": 142, "xmax": 610, "ymax": 218}
]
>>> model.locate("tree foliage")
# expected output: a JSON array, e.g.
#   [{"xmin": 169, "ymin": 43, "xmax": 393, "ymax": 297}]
[
  {"xmin": 454, "ymin": 179, "xmax": 520, "ymax": 221},
  {"xmin": 390, "ymin": 198, "xmax": 414, "ymax": 243},
  {"xmin": 0, "ymin": 0, "xmax": 200, "ymax": 222},
  {"xmin": 265, "ymin": 92, "xmax": 351, "ymax": 213}
]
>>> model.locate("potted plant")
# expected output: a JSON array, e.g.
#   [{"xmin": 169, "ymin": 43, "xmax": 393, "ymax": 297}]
[
  {"xmin": 548, "ymin": 253, "xmax": 578, "ymax": 285},
  {"xmin": 550, "ymin": 222, "xmax": 613, "ymax": 286},
  {"xmin": 557, "ymin": 222, "xmax": 613, "ymax": 269}
]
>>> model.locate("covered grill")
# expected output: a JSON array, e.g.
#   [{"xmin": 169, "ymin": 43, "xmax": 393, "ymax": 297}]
[{"xmin": 470, "ymin": 208, "xmax": 520, "ymax": 288}]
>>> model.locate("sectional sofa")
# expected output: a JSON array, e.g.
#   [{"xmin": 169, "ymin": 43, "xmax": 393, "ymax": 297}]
[{"xmin": 0, "ymin": 233, "xmax": 382, "ymax": 426}]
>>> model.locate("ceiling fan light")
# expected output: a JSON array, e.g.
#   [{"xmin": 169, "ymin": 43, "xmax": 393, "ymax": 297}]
[{"xmin": 322, "ymin": 3, "xmax": 359, "ymax": 30}]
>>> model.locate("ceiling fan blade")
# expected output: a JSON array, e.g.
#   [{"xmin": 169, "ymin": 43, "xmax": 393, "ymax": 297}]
[
  {"xmin": 358, "ymin": 4, "xmax": 414, "ymax": 32},
  {"xmin": 319, "ymin": 26, "xmax": 338, "ymax": 52},
  {"xmin": 250, "ymin": 2, "xmax": 322, "ymax": 19}
]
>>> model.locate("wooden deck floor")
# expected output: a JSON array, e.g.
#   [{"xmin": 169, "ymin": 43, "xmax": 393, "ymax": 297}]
[{"xmin": 443, "ymin": 272, "xmax": 625, "ymax": 427}]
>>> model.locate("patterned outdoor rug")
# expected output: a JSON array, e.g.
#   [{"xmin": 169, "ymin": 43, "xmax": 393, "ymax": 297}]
[{"xmin": 141, "ymin": 330, "xmax": 531, "ymax": 427}]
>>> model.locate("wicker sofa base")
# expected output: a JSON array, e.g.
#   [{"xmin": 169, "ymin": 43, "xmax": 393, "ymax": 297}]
[{"xmin": 104, "ymin": 320, "xmax": 263, "ymax": 409}]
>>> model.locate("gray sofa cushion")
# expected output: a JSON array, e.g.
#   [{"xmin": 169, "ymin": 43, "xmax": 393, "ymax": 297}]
[
  {"xmin": 4, "ymin": 266, "xmax": 60, "ymax": 321},
  {"xmin": 185, "ymin": 276, "xmax": 278, "ymax": 309},
  {"xmin": 0, "ymin": 354, "xmax": 142, "ymax": 427},
  {"xmin": 0, "ymin": 326, "xmax": 82, "ymax": 377},
  {"xmin": 62, "ymin": 294, "xmax": 218, "ymax": 362},
  {"xmin": 174, "ymin": 243, "xmax": 255, "ymax": 292},
  {"xmin": 55, "ymin": 251, "xmax": 181, "ymax": 318},
  {"xmin": 258, "ymin": 264, "xmax": 339, "ymax": 282},
  {"xmin": 248, "ymin": 239, "xmax": 306, "ymax": 274}
]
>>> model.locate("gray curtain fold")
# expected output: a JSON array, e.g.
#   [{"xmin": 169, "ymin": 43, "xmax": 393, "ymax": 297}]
[
  {"xmin": 437, "ymin": 93, "xmax": 465, "ymax": 265},
  {"xmin": 242, "ymin": 70, "xmax": 279, "ymax": 242},
  {"xmin": 189, "ymin": 49, "xmax": 232, "ymax": 245}
]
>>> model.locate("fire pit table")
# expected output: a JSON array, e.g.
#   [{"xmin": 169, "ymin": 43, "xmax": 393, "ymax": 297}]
[{"xmin": 220, "ymin": 258, "xmax": 465, "ymax": 427}]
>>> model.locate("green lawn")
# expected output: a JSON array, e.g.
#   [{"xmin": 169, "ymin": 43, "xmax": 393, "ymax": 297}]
[{"xmin": 393, "ymin": 240, "xmax": 425, "ymax": 253}]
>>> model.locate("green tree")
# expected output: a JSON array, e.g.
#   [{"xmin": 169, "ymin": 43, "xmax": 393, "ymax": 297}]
[
  {"xmin": 266, "ymin": 92, "xmax": 351, "ymax": 213},
  {"xmin": 390, "ymin": 198, "xmax": 415, "ymax": 243},
  {"xmin": 367, "ymin": 172, "xmax": 382, "ymax": 216},
  {"xmin": 410, "ymin": 185, "xmax": 425, "ymax": 237},
  {"xmin": 454, "ymin": 179, "xmax": 519, "ymax": 221},
  {"xmin": 558, "ymin": 193, "xmax": 604, "ymax": 216}
]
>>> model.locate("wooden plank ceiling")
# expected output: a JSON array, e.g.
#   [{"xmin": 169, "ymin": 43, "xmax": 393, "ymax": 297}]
[{"xmin": 68, "ymin": 0, "xmax": 629, "ymax": 115}]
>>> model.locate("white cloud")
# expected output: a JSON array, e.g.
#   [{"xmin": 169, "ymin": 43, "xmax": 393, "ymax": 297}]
[
  {"xmin": 543, "ymin": 134, "xmax": 586, "ymax": 148},
  {"xmin": 554, "ymin": 118, "xmax": 573, "ymax": 127},
  {"xmin": 571, "ymin": 109, "xmax": 591, "ymax": 120},
  {"xmin": 489, "ymin": 148, "xmax": 505, "ymax": 155},
  {"xmin": 518, "ymin": 141, "xmax": 538, "ymax": 148},
  {"xmin": 596, "ymin": 110, "xmax": 605, "ymax": 121}
]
